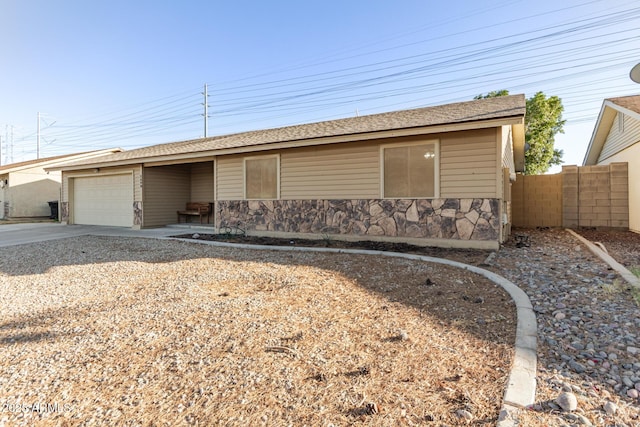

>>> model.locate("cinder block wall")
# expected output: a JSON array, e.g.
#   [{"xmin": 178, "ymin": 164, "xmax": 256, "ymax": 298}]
[
  {"xmin": 562, "ymin": 163, "xmax": 629, "ymax": 228},
  {"xmin": 512, "ymin": 173, "xmax": 563, "ymax": 227},
  {"xmin": 562, "ymin": 166, "xmax": 579, "ymax": 228},
  {"xmin": 512, "ymin": 163, "xmax": 628, "ymax": 229}
]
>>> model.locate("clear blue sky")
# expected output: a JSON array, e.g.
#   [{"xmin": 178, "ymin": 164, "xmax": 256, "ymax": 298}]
[{"xmin": 2, "ymin": 0, "xmax": 639, "ymax": 172}]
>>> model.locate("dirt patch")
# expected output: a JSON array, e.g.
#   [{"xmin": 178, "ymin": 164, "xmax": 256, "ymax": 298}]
[
  {"xmin": 174, "ymin": 233, "xmax": 492, "ymax": 266},
  {"xmin": 574, "ymin": 228, "xmax": 640, "ymax": 271},
  {"xmin": 0, "ymin": 236, "xmax": 515, "ymax": 426}
]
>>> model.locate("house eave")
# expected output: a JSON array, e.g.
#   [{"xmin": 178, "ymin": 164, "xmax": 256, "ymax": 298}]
[
  {"xmin": 2, "ymin": 148, "xmax": 122, "ymax": 174},
  {"xmin": 52, "ymin": 116, "xmax": 523, "ymax": 172},
  {"xmin": 583, "ymin": 98, "xmax": 640, "ymax": 165}
]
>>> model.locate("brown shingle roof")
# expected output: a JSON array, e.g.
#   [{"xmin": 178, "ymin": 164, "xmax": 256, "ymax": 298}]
[
  {"xmin": 607, "ymin": 94, "xmax": 640, "ymax": 115},
  {"xmin": 56, "ymin": 95, "xmax": 525, "ymax": 168},
  {"xmin": 0, "ymin": 153, "xmax": 78, "ymax": 173},
  {"xmin": 0, "ymin": 149, "xmax": 121, "ymax": 174}
]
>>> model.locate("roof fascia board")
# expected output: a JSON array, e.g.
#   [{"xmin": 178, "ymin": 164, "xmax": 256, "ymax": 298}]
[
  {"xmin": 53, "ymin": 117, "xmax": 522, "ymax": 171},
  {"xmin": 584, "ymin": 99, "xmax": 640, "ymax": 165},
  {"xmin": 583, "ymin": 102, "xmax": 616, "ymax": 165},
  {"xmin": 4, "ymin": 148, "xmax": 121, "ymax": 174},
  {"xmin": 609, "ymin": 100, "xmax": 640, "ymax": 122}
]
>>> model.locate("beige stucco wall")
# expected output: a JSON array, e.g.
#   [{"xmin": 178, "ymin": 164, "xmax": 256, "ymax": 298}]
[
  {"xmin": 5, "ymin": 166, "xmax": 61, "ymax": 217},
  {"xmin": 598, "ymin": 144, "xmax": 639, "ymax": 233},
  {"xmin": 215, "ymin": 128, "xmax": 502, "ymax": 201}
]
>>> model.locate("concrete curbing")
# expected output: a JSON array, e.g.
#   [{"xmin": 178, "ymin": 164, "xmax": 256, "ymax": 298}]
[
  {"xmin": 169, "ymin": 237, "xmax": 538, "ymax": 423},
  {"xmin": 566, "ymin": 229, "xmax": 640, "ymax": 288}
]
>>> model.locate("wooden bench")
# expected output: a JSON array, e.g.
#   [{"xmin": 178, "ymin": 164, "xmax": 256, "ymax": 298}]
[{"xmin": 177, "ymin": 202, "xmax": 212, "ymax": 224}]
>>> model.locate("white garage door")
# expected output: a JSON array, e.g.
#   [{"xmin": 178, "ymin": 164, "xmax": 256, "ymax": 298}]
[{"xmin": 73, "ymin": 174, "xmax": 134, "ymax": 227}]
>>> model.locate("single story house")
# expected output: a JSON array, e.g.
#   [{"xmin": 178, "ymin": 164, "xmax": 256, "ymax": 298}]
[
  {"xmin": 49, "ymin": 95, "xmax": 526, "ymax": 249},
  {"xmin": 0, "ymin": 149, "xmax": 121, "ymax": 219},
  {"xmin": 583, "ymin": 94, "xmax": 640, "ymax": 234}
]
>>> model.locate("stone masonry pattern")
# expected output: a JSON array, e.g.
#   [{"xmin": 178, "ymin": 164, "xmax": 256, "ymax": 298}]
[
  {"xmin": 60, "ymin": 202, "xmax": 69, "ymax": 222},
  {"xmin": 134, "ymin": 201, "xmax": 143, "ymax": 226},
  {"xmin": 216, "ymin": 198, "xmax": 500, "ymax": 241}
]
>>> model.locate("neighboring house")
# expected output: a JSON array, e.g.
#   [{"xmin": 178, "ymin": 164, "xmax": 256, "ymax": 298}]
[
  {"xmin": 49, "ymin": 95, "xmax": 526, "ymax": 249},
  {"xmin": 583, "ymin": 94, "xmax": 640, "ymax": 233},
  {"xmin": 0, "ymin": 149, "xmax": 122, "ymax": 220}
]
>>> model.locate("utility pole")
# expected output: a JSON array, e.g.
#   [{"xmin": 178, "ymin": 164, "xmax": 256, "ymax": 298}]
[
  {"xmin": 37, "ymin": 112, "xmax": 41, "ymax": 159},
  {"xmin": 4, "ymin": 125, "xmax": 7, "ymax": 164},
  {"xmin": 10, "ymin": 125, "xmax": 13, "ymax": 163},
  {"xmin": 202, "ymin": 83, "xmax": 209, "ymax": 138}
]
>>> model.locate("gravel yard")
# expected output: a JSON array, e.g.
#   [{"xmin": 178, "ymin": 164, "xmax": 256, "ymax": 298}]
[
  {"xmin": 492, "ymin": 229, "xmax": 640, "ymax": 427},
  {"xmin": 0, "ymin": 236, "xmax": 515, "ymax": 426}
]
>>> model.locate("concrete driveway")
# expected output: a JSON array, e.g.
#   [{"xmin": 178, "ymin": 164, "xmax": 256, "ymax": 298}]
[{"xmin": 0, "ymin": 223, "xmax": 179, "ymax": 247}]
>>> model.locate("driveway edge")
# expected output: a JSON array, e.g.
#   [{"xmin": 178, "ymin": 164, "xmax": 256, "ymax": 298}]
[{"xmin": 170, "ymin": 237, "xmax": 537, "ymax": 424}]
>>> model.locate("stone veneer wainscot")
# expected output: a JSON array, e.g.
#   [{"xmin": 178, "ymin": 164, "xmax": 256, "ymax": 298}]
[{"xmin": 216, "ymin": 198, "xmax": 500, "ymax": 241}]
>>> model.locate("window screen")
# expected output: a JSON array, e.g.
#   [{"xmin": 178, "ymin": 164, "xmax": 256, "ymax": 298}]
[
  {"xmin": 383, "ymin": 143, "xmax": 436, "ymax": 198},
  {"xmin": 245, "ymin": 157, "xmax": 278, "ymax": 199}
]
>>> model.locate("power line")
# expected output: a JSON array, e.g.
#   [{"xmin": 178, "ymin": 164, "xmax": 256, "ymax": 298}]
[{"xmin": 11, "ymin": 2, "xmax": 640, "ymax": 161}]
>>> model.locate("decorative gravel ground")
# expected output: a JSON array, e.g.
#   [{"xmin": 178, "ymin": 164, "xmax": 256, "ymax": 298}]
[
  {"xmin": 493, "ymin": 229, "xmax": 640, "ymax": 427},
  {"xmin": 0, "ymin": 236, "xmax": 515, "ymax": 426}
]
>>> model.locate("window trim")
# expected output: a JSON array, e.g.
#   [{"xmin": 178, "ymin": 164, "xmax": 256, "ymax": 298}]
[
  {"xmin": 379, "ymin": 139, "xmax": 440, "ymax": 199},
  {"xmin": 243, "ymin": 154, "xmax": 280, "ymax": 200}
]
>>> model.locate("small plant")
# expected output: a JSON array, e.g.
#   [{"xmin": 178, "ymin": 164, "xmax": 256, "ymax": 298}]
[
  {"xmin": 602, "ymin": 279, "xmax": 640, "ymax": 307},
  {"xmin": 218, "ymin": 224, "xmax": 246, "ymax": 238},
  {"xmin": 628, "ymin": 266, "xmax": 640, "ymax": 306},
  {"xmin": 631, "ymin": 288, "xmax": 640, "ymax": 307},
  {"xmin": 321, "ymin": 233, "xmax": 333, "ymax": 247}
]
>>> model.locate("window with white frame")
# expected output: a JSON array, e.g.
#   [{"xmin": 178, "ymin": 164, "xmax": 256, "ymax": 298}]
[
  {"xmin": 381, "ymin": 141, "xmax": 438, "ymax": 198},
  {"xmin": 244, "ymin": 155, "xmax": 279, "ymax": 199}
]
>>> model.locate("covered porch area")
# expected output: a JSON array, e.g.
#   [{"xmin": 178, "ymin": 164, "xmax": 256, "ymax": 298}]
[{"xmin": 142, "ymin": 160, "xmax": 215, "ymax": 228}]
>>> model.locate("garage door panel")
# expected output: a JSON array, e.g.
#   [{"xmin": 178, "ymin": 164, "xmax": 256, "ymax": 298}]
[{"xmin": 74, "ymin": 175, "xmax": 133, "ymax": 227}]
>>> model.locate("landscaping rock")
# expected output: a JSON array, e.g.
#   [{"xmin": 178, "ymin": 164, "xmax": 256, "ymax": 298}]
[
  {"xmin": 556, "ymin": 392, "xmax": 578, "ymax": 412},
  {"xmin": 603, "ymin": 401, "xmax": 617, "ymax": 415}
]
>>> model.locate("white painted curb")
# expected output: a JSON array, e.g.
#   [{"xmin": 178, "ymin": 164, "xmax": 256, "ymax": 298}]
[{"xmin": 169, "ymin": 237, "xmax": 538, "ymax": 421}]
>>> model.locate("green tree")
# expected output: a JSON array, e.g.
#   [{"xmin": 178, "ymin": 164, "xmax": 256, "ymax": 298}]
[
  {"xmin": 474, "ymin": 89, "xmax": 510, "ymax": 99},
  {"xmin": 474, "ymin": 90, "xmax": 565, "ymax": 175}
]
